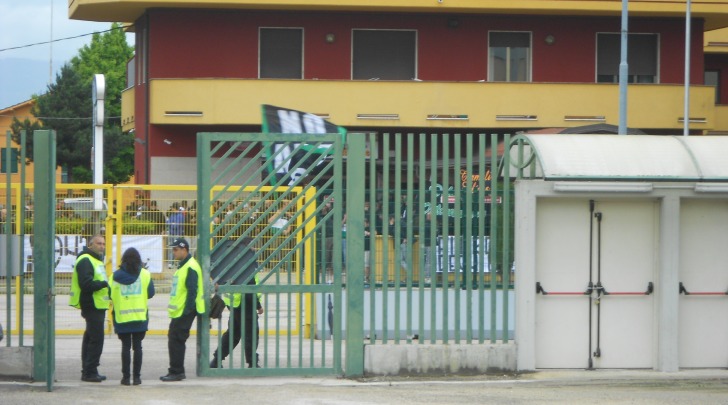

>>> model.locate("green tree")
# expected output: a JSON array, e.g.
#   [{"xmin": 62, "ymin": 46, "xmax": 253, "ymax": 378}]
[
  {"xmin": 11, "ymin": 23, "xmax": 134, "ymax": 184},
  {"xmin": 72, "ymin": 22, "xmax": 133, "ymax": 122}
]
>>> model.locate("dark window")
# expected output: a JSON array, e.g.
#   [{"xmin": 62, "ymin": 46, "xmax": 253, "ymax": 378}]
[
  {"xmin": 1, "ymin": 148, "xmax": 18, "ymax": 174},
  {"xmin": 352, "ymin": 30, "xmax": 416, "ymax": 80},
  {"xmin": 705, "ymin": 70, "xmax": 720, "ymax": 104},
  {"xmin": 260, "ymin": 28, "xmax": 303, "ymax": 79},
  {"xmin": 597, "ymin": 33, "xmax": 658, "ymax": 83}
]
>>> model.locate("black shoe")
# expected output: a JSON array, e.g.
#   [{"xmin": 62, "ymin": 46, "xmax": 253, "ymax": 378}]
[
  {"xmin": 81, "ymin": 374, "xmax": 103, "ymax": 383},
  {"xmin": 120, "ymin": 377, "xmax": 130, "ymax": 386},
  {"xmin": 133, "ymin": 377, "xmax": 142, "ymax": 385},
  {"xmin": 98, "ymin": 374, "xmax": 107, "ymax": 381},
  {"xmin": 209, "ymin": 357, "xmax": 220, "ymax": 368},
  {"xmin": 160, "ymin": 373, "xmax": 186, "ymax": 382}
]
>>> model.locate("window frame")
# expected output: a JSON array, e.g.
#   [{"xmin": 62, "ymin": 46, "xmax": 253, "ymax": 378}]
[
  {"xmin": 258, "ymin": 27, "xmax": 305, "ymax": 79},
  {"xmin": 595, "ymin": 32, "xmax": 660, "ymax": 84},
  {"xmin": 351, "ymin": 28, "xmax": 418, "ymax": 81},
  {"xmin": 704, "ymin": 70, "xmax": 720, "ymax": 104},
  {"xmin": 487, "ymin": 31, "xmax": 533, "ymax": 82}
]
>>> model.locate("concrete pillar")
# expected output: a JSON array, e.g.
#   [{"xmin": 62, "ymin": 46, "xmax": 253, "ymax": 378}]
[
  {"xmin": 656, "ymin": 195, "xmax": 680, "ymax": 372},
  {"xmin": 515, "ymin": 180, "xmax": 540, "ymax": 371}
]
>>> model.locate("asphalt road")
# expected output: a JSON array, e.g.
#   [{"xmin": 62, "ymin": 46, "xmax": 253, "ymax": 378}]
[
  {"xmin": 2, "ymin": 370, "xmax": 728, "ymax": 405},
  {"xmin": 2, "ymin": 334, "xmax": 728, "ymax": 404}
]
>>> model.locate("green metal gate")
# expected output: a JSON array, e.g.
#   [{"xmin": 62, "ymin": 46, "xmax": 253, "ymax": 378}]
[{"xmin": 196, "ymin": 132, "xmax": 352, "ymax": 376}]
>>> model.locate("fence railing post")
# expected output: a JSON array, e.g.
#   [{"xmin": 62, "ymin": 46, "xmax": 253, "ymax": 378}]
[{"xmin": 345, "ymin": 134, "xmax": 365, "ymax": 376}]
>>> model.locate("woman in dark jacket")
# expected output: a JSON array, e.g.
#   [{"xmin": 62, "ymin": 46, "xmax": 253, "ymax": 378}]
[{"xmin": 110, "ymin": 248, "xmax": 155, "ymax": 385}]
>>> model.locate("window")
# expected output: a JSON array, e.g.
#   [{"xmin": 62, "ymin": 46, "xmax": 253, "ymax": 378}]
[
  {"xmin": 126, "ymin": 57, "xmax": 135, "ymax": 89},
  {"xmin": 1, "ymin": 148, "xmax": 18, "ymax": 174},
  {"xmin": 259, "ymin": 28, "xmax": 303, "ymax": 79},
  {"xmin": 597, "ymin": 33, "xmax": 658, "ymax": 83},
  {"xmin": 488, "ymin": 32, "xmax": 531, "ymax": 82},
  {"xmin": 352, "ymin": 30, "xmax": 417, "ymax": 80},
  {"xmin": 705, "ymin": 70, "xmax": 720, "ymax": 104},
  {"xmin": 136, "ymin": 26, "xmax": 147, "ymax": 85}
]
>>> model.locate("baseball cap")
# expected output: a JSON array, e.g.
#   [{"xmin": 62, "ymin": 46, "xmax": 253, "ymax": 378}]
[{"xmin": 169, "ymin": 237, "xmax": 189, "ymax": 250}]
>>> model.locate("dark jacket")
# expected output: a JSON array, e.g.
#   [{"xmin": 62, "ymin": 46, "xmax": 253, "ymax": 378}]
[
  {"xmin": 75, "ymin": 247, "xmax": 109, "ymax": 311},
  {"xmin": 111, "ymin": 263, "xmax": 156, "ymax": 334}
]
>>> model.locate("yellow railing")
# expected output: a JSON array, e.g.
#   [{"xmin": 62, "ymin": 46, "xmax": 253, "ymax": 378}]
[{"xmin": 1, "ymin": 183, "xmax": 308, "ymax": 336}]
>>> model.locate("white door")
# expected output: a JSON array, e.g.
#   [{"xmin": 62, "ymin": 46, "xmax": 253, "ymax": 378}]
[
  {"xmin": 535, "ymin": 198, "xmax": 593, "ymax": 368},
  {"xmin": 679, "ymin": 199, "xmax": 728, "ymax": 368},
  {"xmin": 536, "ymin": 198, "xmax": 656, "ymax": 368},
  {"xmin": 592, "ymin": 200, "xmax": 656, "ymax": 369}
]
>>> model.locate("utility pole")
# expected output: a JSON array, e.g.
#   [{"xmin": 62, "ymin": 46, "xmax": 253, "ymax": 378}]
[
  {"xmin": 683, "ymin": 0, "xmax": 692, "ymax": 136},
  {"xmin": 618, "ymin": 0, "xmax": 629, "ymax": 135}
]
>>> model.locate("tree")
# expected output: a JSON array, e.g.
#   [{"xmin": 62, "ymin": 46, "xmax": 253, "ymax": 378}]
[
  {"xmin": 72, "ymin": 22, "xmax": 133, "ymax": 122},
  {"xmin": 11, "ymin": 23, "xmax": 134, "ymax": 184}
]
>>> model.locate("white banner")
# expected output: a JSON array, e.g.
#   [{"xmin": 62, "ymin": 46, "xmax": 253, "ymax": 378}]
[
  {"xmin": 22, "ymin": 235, "xmax": 166, "ymax": 274},
  {"xmin": 435, "ymin": 236, "xmax": 490, "ymax": 273}
]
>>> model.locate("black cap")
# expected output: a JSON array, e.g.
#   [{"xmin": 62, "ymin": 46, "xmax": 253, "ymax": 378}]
[{"xmin": 169, "ymin": 237, "xmax": 189, "ymax": 250}]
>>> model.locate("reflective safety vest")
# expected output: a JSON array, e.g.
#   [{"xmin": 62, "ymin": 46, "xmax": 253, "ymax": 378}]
[
  {"xmin": 221, "ymin": 273, "xmax": 261, "ymax": 308},
  {"xmin": 168, "ymin": 257, "xmax": 205, "ymax": 318},
  {"xmin": 70, "ymin": 253, "xmax": 110, "ymax": 310},
  {"xmin": 110, "ymin": 269, "xmax": 151, "ymax": 324}
]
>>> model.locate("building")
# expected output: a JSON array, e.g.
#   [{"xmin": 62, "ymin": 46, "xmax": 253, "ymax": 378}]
[
  {"xmin": 68, "ymin": 1, "xmax": 728, "ymax": 185},
  {"xmin": 704, "ymin": 26, "xmax": 728, "ymax": 134},
  {"xmin": 0, "ymin": 99, "xmax": 63, "ymax": 185},
  {"xmin": 0, "ymin": 99, "xmax": 136, "ymax": 209}
]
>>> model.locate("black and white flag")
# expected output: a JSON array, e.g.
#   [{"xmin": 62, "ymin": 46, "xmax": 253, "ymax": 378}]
[{"xmin": 261, "ymin": 105, "xmax": 346, "ymax": 185}]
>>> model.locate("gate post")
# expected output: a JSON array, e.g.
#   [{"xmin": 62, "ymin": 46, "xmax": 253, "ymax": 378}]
[
  {"xmin": 345, "ymin": 135, "xmax": 365, "ymax": 376},
  {"xmin": 196, "ymin": 133, "xmax": 212, "ymax": 375},
  {"xmin": 32, "ymin": 130, "xmax": 56, "ymax": 389}
]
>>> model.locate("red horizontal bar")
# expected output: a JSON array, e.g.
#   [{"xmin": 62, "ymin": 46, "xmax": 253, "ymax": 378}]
[
  {"xmin": 683, "ymin": 292, "xmax": 728, "ymax": 296},
  {"xmin": 542, "ymin": 292, "xmax": 589, "ymax": 296},
  {"xmin": 604, "ymin": 292, "xmax": 649, "ymax": 296}
]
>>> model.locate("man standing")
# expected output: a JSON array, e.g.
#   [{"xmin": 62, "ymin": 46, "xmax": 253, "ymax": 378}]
[
  {"xmin": 160, "ymin": 237, "xmax": 204, "ymax": 382},
  {"xmin": 70, "ymin": 234, "xmax": 110, "ymax": 383},
  {"xmin": 209, "ymin": 238, "xmax": 264, "ymax": 369}
]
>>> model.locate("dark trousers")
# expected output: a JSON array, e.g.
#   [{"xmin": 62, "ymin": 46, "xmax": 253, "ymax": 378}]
[
  {"xmin": 81, "ymin": 308, "xmax": 106, "ymax": 376},
  {"xmin": 118, "ymin": 331, "xmax": 146, "ymax": 378},
  {"xmin": 167, "ymin": 311, "xmax": 196, "ymax": 375},
  {"xmin": 213, "ymin": 294, "xmax": 259, "ymax": 366}
]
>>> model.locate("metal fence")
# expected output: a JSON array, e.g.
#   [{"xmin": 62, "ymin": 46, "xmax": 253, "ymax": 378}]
[
  {"xmin": 1, "ymin": 132, "xmax": 516, "ymax": 365},
  {"xmin": 360, "ymin": 133, "xmax": 514, "ymax": 345}
]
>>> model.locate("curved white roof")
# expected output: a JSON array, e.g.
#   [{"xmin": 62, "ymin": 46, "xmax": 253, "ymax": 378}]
[{"xmin": 516, "ymin": 134, "xmax": 728, "ymax": 181}]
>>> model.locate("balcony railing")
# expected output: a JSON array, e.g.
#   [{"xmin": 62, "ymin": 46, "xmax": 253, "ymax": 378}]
[{"xmin": 120, "ymin": 78, "xmax": 719, "ymax": 132}]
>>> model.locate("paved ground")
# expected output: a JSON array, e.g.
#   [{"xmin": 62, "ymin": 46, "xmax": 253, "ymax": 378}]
[{"xmin": 1, "ymin": 334, "xmax": 728, "ymax": 404}]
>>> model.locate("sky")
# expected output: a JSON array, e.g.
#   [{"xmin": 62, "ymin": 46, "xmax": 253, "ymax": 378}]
[{"xmin": 0, "ymin": 0, "xmax": 135, "ymax": 109}]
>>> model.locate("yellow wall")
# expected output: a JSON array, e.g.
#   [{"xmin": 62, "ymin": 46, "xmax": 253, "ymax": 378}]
[
  {"xmin": 705, "ymin": 27, "xmax": 728, "ymax": 54},
  {"xmin": 148, "ymin": 79, "xmax": 717, "ymax": 131}
]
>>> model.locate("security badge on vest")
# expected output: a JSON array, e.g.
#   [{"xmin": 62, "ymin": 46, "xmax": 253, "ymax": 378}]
[
  {"xmin": 111, "ymin": 270, "xmax": 151, "ymax": 323},
  {"xmin": 119, "ymin": 278, "xmax": 143, "ymax": 296}
]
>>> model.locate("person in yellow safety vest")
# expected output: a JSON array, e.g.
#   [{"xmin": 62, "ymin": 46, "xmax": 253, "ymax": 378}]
[
  {"xmin": 110, "ymin": 247, "xmax": 155, "ymax": 386},
  {"xmin": 209, "ymin": 271, "xmax": 263, "ymax": 369},
  {"xmin": 70, "ymin": 234, "xmax": 110, "ymax": 383},
  {"xmin": 160, "ymin": 237, "xmax": 204, "ymax": 382}
]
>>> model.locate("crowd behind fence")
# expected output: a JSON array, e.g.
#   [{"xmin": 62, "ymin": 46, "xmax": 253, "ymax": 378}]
[{"xmin": 1, "ymin": 180, "xmax": 514, "ymax": 339}]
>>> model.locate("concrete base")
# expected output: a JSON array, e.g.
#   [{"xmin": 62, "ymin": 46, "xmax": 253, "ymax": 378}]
[
  {"xmin": 364, "ymin": 343, "xmax": 516, "ymax": 375},
  {"xmin": 0, "ymin": 347, "xmax": 33, "ymax": 380}
]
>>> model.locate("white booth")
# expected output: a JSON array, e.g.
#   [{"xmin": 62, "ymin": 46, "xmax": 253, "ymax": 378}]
[{"xmin": 512, "ymin": 135, "xmax": 728, "ymax": 371}]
